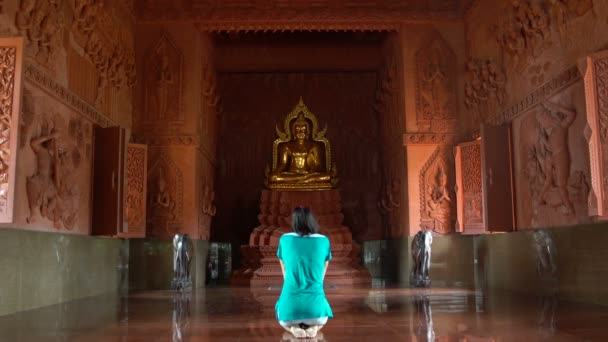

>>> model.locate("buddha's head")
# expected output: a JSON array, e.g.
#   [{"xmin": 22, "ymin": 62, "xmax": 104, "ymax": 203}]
[{"xmin": 292, "ymin": 114, "xmax": 310, "ymax": 142}]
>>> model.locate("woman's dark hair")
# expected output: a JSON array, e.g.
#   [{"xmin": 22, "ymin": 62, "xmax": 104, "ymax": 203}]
[{"xmin": 291, "ymin": 206, "xmax": 320, "ymax": 236}]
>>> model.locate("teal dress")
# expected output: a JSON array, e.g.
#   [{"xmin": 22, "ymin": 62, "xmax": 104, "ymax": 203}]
[{"xmin": 275, "ymin": 232, "xmax": 334, "ymax": 322}]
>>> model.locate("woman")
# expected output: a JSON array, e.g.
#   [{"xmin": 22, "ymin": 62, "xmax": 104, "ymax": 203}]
[{"xmin": 276, "ymin": 207, "xmax": 333, "ymax": 338}]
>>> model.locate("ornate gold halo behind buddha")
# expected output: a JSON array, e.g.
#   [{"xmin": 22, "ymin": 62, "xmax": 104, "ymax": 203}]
[{"xmin": 265, "ymin": 98, "xmax": 338, "ymax": 190}]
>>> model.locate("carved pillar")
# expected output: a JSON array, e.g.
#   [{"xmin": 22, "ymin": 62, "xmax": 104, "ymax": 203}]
[
  {"xmin": 0, "ymin": 38, "xmax": 23, "ymax": 223},
  {"xmin": 580, "ymin": 51, "xmax": 608, "ymax": 219},
  {"xmin": 455, "ymin": 140, "xmax": 484, "ymax": 234}
]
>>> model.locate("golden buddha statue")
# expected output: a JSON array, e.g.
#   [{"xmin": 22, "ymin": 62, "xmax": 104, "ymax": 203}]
[{"xmin": 265, "ymin": 99, "xmax": 338, "ymax": 190}]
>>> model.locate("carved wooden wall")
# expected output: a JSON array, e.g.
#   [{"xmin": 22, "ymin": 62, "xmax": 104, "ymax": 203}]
[
  {"xmin": 214, "ymin": 71, "xmax": 381, "ymax": 243},
  {"xmin": 0, "ymin": 38, "xmax": 23, "ymax": 223},
  {"xmin": 0, "ymin": 0, "xmax": 135, "ymax": 234},
  {"xmin": 465, "ymin": 0, "xmax": 604, "ymax": 230}
]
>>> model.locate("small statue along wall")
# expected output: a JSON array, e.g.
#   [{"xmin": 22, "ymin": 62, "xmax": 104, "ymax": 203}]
[
  {"xmin": 410, "ymin": 230, "xmax": 433, "ymax": 287},
  {"xmin": 172, "ymin": 234, "xmax": 194, "ymax": 291}
]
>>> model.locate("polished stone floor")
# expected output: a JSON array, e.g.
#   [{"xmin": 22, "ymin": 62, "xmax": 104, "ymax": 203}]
[{"xmin": 1, "ymin": 286, "xmax": 607, "ymax": 341}]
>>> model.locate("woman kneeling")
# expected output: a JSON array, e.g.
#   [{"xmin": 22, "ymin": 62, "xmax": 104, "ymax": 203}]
[{"xmin": 275, "ymin": 207, "xmax": 333, "ymax": 338}]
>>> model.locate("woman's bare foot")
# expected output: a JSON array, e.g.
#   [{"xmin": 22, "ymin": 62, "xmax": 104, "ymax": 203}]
[
  {"xmin": 305, "ymin": 325, "xmax": 320, "ymax": 338},
  {"xmin": 289, "ymin": 326, "xmax": 307, "ymax": 338}
]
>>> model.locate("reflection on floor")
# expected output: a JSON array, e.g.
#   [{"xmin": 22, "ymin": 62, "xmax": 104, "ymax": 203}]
[{"xmin": 1, "ymin": 286, "xmax": 607, "ymax": 341}]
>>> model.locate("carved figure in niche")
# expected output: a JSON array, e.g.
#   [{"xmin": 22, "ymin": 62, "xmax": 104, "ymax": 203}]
[
  {"xmin": 410, "ymin": 230, "xmax": 433, "ymax": 288},
  {"xmin": 378, "ymin": 178, "xmax": 400, "ymax": 213},
  {"xmin": 172, "ymin": 234, "xmax": 193, "ymax": 291},
  {"xmin": 425, "ymin": 53, "xmax": 449, "ymax": 108},
  {"xmin": 265, "ymin": 99, "xmax": 337, "ymax": 190},
  {"xmin": 201, "ymin": 184, "xmax": 216, "ymax": 216},
  {"xmin": 416, "ymin": 33, "xmax": 456, "ymax": 132},
  {"xmin": 147, "ymin": 153, "xmax": 182, "ymax": 237},
  {"xmin": 156, "ymin": 44, "xmax": 174, "ymax": 120},
  {"xmin": 153, "ymin": 168, "xmax": 175, "ymax": 219},
  {"xmin": 427, "ymin": 164, "xmax": 452, "ymax": 234},
  {"xmin": 536, "ymin": 101, "xmax": 576, "ymax": 214}
]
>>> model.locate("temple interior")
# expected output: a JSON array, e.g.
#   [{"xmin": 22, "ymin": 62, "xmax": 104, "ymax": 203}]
[{"xmin": 1, "ymin": 0, "xmax": 608, "ymax": 340}]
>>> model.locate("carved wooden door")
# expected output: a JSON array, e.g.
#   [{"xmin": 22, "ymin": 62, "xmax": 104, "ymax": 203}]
[
  {"xmin": 455, "ymin": 140, "xmax": 485, "ymax": 234},
  {"xmin": 92, "ymin": 126, "xmax": 126, "ymax": 236},
  {"xmin": 121, "ymin": 143, "xmax": 147, "ymax": 238},
  {"xmin": 0, "ymin": 38, "xmax": 24, "ymax": 223},
  {"xmin": 481, "ymin": 124, "xmax": 515, "ymax": 232}
]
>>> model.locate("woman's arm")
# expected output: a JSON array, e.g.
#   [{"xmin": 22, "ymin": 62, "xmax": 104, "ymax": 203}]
[
  {"xmin": 322, "ymin": 261, "xmax": 329, "ymax": 280},
  {"xmin": 279, "ymin": 259, "xmax": 286, "ymax": 280}
]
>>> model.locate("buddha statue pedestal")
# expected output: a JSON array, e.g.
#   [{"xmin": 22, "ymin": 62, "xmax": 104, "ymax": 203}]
[{"xmin": 231, "ymin": 189, "xmax": 371, "ymax": 287}]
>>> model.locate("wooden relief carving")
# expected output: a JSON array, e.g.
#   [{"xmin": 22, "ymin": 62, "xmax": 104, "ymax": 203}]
[
  {"xmin": 455, "ymin": 141, "xmax": 483, "ymax": 233},
  {"xmin": 465, "ymin": 58, "xmax": 507, "ymax": 124},
  {"xmin": 492, "ymin": 66, "xmax": 580, "ymax": 125},
  {"xmin": 199, "ymin": 183, "xmax": 216, "ymax": 239},
  {"xmin": 415, "ymin": 31, "xmax": 457, "ymax": 133},
  {"xmin": 580, "ymin": 52, "xmax": 608, "ymax": 218},
  {"xmin": 420, "ymin": 147, "xmax": 455, "ymax": 234},
  {"xmin": 492, "ymin": 1, "xmax": 551, "ymax": 71},
  {"xmin": 374, "ymin": 54, "xmax": 402, "ymax": 141},
  {"xmin": 139, "ymin": 0, "xmax": 463, "ymax": 24},
  {"xmin": 26, "ymin": 114, "xmax": 89, "ymax": 229},
  {"xmin": 549, "ymin": 0, "xmax": 594, "ymax": 46},
  {"xmin": 126, "ymin": 144, "xmax": 147, "ymax": 234},
  {"xmin": 15, "ymin": 0, "xmax": 64, "ymax": 66},
  {"xmin": 0, "ymin": 38, "xmax": 23, "ymax": 223},
  {"xmin": 144, "ymin": 32, "xmax": 183, "ymax": 123},
  {"xmin": 68, "ymin": 0, "xmax": 136, "ymax": 115},
  {"xmin": 518, "ymin": 101, "xmax": 589, "ymax": 227},
  {"xmin": 146, "ymin": 152, "xmax": 183, "ymax": 238}
]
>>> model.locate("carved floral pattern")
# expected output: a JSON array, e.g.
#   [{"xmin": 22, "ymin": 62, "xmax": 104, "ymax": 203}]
[
  {"xmin": 460, "ymin": 142, "xmax": 482, "ymax": 225},
  {"xmin": 0, "ymin": 47, "xmax": 16, "ymax": 212},
  {"xmin": 126, "ymin": 144, "xmax": 147, "ymax": 232}
]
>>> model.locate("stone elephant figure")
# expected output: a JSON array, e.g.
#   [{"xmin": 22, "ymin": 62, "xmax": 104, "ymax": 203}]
[
  {"xmin": 172, "ymin": 234, "xmax": 194, "ymax": 291},
  {"xmin": 410, "ymin": 230, "xmax": 433, "ymax": 287}
]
